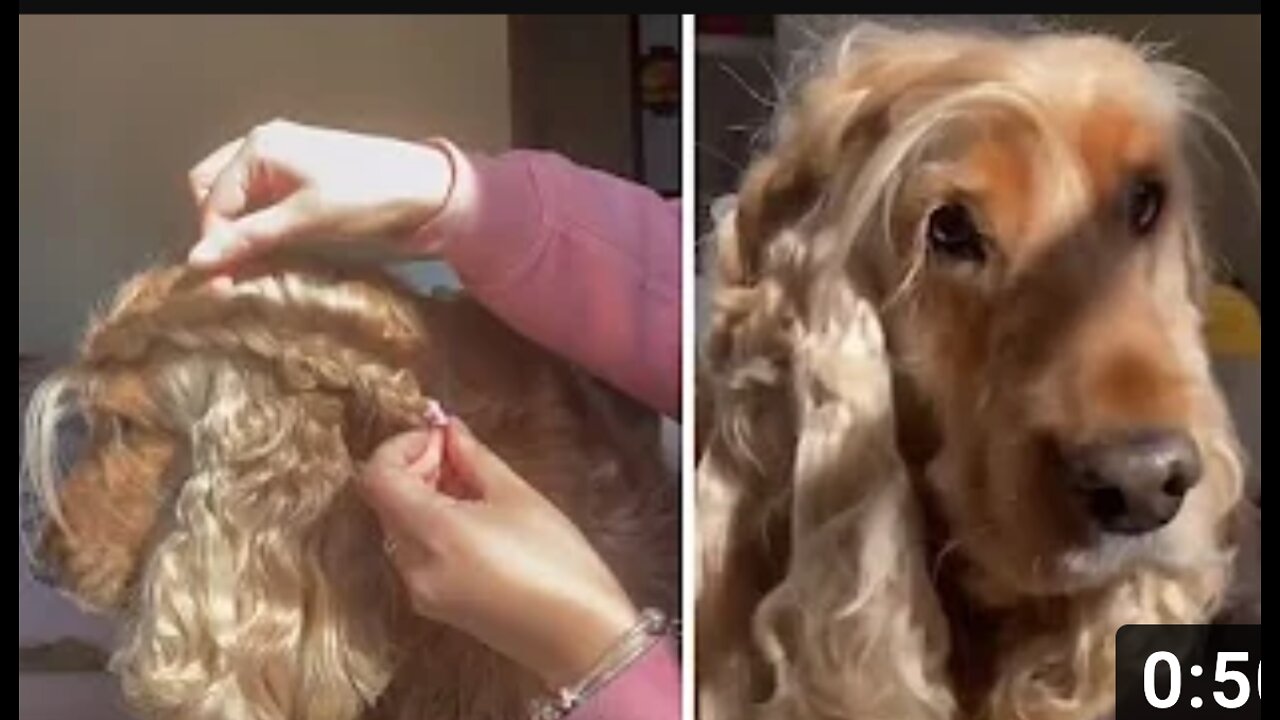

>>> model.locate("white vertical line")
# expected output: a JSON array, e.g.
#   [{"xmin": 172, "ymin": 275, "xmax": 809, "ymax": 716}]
[{"xmin": 679, "ymin": 12, "xmax": 698, "ymax": 720}]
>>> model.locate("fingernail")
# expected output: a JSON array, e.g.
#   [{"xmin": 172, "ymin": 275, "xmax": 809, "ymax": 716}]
[{"xmin": 401, "ymin": 428, "xmax": 443, "ymax": 467}]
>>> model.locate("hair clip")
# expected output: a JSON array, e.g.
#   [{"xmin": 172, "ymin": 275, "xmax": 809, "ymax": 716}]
[{"xmin": 424, "ymin": 399, "xmax": 450, "ymax": 429}]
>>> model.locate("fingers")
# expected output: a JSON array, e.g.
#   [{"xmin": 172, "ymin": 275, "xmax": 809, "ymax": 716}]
[
  {"xmin": 405, "ymin": 427, "xmax": 449, "ymax": 478},
  {"xmin": 189, "ymin": 200, "xmax": 314, "ymax": 268},
  {"xmin": 188, "ymin": 121, "xmax": 309, "ymax": 268},
  {"xmin": 196, "ymin": 120, "xmax": 300, "ymax": 231},
  {"xmin": 380, "ymin": 427, "xmax": 443, "ymax": 468},
  {"xmin": 360, "ymin": 429, "xmax": 453, "ymax": 544},
  {"xmin": 198, "ymin": 139, "xmax": 260, "ymax": 232},
  {"xmin": 188, "ymin": 139, "xmax": 243, "ymax": 206}
]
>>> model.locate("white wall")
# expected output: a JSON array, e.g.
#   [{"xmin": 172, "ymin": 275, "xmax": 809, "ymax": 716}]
[{"xmin": 19, "ymin": 15, "xmax": 511, "ymax": 354}]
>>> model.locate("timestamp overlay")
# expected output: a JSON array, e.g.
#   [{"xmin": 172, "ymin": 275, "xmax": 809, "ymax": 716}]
[{"xmin": 1117, "ymin": 624, "xmax": 1261, "ymax": 719}]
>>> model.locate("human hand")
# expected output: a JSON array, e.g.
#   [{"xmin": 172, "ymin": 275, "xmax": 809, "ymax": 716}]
[
  {"xmin": 359, "ymin": 418, "xmax": 639, "ymax": 690},
  {"xmin": 187, "ymin": 119, "xmax": 454, "ymax": 268}
]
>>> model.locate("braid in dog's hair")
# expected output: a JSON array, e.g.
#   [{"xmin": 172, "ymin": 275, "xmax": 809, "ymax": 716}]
[
  {"xmin": 50, "ymin": 263, "xmax": 440, "ymax": 719},
  {"xmin": 83, "ymin": 265, "xmax": 434, "ymax": 444}
]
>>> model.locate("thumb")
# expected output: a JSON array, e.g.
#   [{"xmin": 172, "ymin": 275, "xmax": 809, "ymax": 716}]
[
  {"xmin": 189, "ymin": 200, "xmax": 314, "ymax": 268},
  {"xmin": 444, "ymin": 420, "xmax": 533, "ymax": 502},
  {"xmin": 359, "ymin": 429, "xmax": 456, "ymax": 544}
]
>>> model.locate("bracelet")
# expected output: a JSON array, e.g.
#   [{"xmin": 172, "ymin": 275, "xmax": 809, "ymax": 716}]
[
  {"xmin": 528, "ymin": 608, "xmax": 671, "ymax": 720},
  {"xmin": 411, "ymin": 136, "xmax": 460, "ymax": 251}
]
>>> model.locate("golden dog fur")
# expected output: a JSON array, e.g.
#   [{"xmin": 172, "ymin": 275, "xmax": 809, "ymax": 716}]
[
  {"xmin": 25, "ymin": 259, "xmax": 679, "ymax": 719},
  {"xmin": 697, "ymin": 25, "xmax": 1248, "ymax": 720}
]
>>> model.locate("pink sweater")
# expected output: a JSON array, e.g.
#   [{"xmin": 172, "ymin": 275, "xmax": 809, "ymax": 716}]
[
  {"xmin": 414, "ymin": 149, "xmax": 682, "ymax": 720},
  {"xmin": 416, "ymin": 147, "xmax": 681, "ymax": 418}
]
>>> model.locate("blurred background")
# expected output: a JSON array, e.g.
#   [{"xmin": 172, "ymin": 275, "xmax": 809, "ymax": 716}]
[{"xmin": 19, "ymin": 15, "xmax": 680, "ymax": 719}]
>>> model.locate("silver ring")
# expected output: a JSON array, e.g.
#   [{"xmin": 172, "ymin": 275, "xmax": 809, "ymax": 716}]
[{"xmin": 383, "ymin": 537, "xmax": 399, "ymax": 556}]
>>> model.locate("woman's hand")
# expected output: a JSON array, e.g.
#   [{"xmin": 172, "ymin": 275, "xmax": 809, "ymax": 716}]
[
  {"xmin": 358, "ymin": 419, "xmax": 639, "ymax": 690},
  {"xmin": 187, "ymin": 119, "xmax": 454, "ymax": 268}
]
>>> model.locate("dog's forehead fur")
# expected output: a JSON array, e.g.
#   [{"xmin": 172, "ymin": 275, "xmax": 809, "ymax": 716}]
[
  {"xmin": 808, "ymin": 30, "xmax": 1187, "ymax": 272},
  {"xmin": 960, "ymin": 36, "xmax": 1177, "ymax": 262}
]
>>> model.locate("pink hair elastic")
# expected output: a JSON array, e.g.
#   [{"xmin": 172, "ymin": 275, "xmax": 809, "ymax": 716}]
[{"xmin": 424, "ymin": 398, "xmax": 450, "ymax": 429}]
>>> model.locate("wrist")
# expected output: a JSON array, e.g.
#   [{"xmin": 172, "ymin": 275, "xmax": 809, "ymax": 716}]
[
  {"xmin": 529, "ymin": 608, "xmax": 672, "ymax": 720},
  {"xmin": 539, "ymin": 596, "xmax": 639, "ymax": 691},
  {"xmin": 407, "ymin": 137, "xmax": 473, "ymax": 258}
]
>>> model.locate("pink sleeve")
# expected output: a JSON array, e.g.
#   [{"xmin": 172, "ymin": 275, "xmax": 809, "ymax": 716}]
[
  {"xmin": 566, "ymin": 638, "xmax": 682, "ymax": 720},
  {"xmin": 414, "ymin": 146, "xmax": 681, "ymax": 418}
]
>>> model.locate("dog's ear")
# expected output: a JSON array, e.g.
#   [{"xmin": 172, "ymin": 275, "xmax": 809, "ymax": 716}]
[
  {"xmin": 700, "ymin": 21, "xmax": 986, "ymax": 508},
  {"xmin": 699, "ymin": 26, "xmax": 1013, "ymax": 718},
  {"xmin": 728, "ymin": 151, "xmax": 821, "ymax": 286},
  {"xmin": 109, "ymin": 359, "xmax": 398, "ymax": 720}
]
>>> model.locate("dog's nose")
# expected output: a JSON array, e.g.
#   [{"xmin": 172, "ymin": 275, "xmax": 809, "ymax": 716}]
[{"xmin": 1065, "ymin": 429, "xmax": 1202, "ymax": 535}]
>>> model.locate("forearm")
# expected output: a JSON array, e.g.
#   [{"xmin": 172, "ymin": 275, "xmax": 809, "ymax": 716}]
[{"xmin": 414, "ymin": 143, "xmax": 681, "ymax": 417}]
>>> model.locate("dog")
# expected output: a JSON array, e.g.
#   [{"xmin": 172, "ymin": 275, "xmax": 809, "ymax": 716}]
[
  {"xmin": 697, "ymin": 24, "xmax": 1251, "ymax": 720},
  {"xmin": 23, "ymin": 258, "xmax": 679, "ymax": 719}
]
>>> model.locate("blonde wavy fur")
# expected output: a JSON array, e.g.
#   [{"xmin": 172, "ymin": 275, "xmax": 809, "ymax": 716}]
[
  {"xmin": 697, "ymin": 24, "xmax": 1247, "ymax": 720},
  {"xmin": 25, "ymin": 259, "xmax": 678, "ymax": 719}
]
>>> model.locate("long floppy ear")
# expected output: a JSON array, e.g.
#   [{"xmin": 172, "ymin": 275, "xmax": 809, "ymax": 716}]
[
  {"xmin": 78, "ymin": 266, "xmax": 433, "ymax": 720},
  {"xmin": 697, "ymin": 24, "xmax": 981, "ymax": 719},
  {"xmin": 751, "ymin": 286, "xmax": 955, "ymax": 720},
  {"xmin": 699, "ymin": 239, "xmax": 956, "ymax": 720}
]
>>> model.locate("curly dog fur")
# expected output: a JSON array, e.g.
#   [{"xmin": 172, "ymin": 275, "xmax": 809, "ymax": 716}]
[
  {"xmin": 25, "ymin": 258, "xmax": 679, "ymax": 719},
  {"xmin": 697, "ymin": 24, "xmax": 1248, "ymax": 720}
]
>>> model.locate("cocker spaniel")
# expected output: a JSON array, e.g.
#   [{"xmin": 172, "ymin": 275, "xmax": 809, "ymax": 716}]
[
  {"xmin": 24, "ymin": 258, "xmax": 679, "ymax": 719},
  {"xmin": 697, "ymin": 24, "xmax": 1252, "ymax": 720}
]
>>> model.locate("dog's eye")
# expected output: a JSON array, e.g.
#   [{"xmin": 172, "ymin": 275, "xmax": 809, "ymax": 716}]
[
  {"xmin": 926, "ymin": 203, "xmax": 987, "ymax": 263},
  {"xmin": 1127, "ymin": 177, "xmax": 1165, "ymax": 237}
]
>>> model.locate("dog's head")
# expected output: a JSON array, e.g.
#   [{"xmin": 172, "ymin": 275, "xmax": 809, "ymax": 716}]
[
  {"xmin": 24, "ymin": 262, "xmax": 433, "ymax": 718},
  {"xmin": 714, "ymin": 26, "xmax": 1245, "ymax": 604}
]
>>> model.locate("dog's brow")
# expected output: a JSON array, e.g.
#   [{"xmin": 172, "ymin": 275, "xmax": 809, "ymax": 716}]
[{"xmin": 1078, "ymin": 102, "xmax": 1167, "ymax": 203}]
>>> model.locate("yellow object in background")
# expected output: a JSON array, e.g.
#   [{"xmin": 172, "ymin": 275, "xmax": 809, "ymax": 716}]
[{"xmin": 1206, "ymin": 285, "xmax": 1262, "ymax": 359}]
